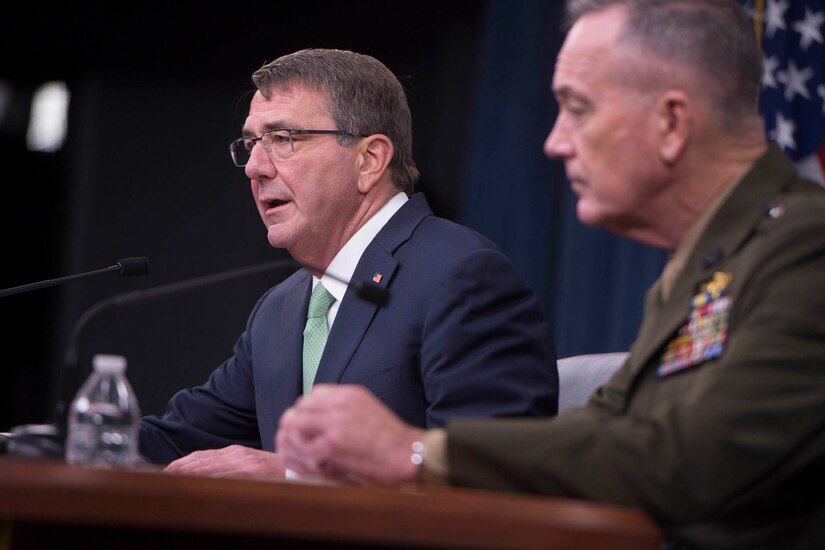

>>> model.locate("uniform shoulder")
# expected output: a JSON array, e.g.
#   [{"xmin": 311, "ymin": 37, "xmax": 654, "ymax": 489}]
[{"xmin": 760, "ymin": 177, "xmax": 825, "ymax": 237}]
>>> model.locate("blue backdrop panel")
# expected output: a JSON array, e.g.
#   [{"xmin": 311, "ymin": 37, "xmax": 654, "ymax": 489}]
[{"xmin": 460, "ymin": 0, "xmax": 667, "ymax": 357}]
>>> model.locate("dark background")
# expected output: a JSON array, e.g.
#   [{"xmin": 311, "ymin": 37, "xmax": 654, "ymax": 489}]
[
  {"xmin": 0, "ymin": 1, "xmax": 664, "ymax": 431},
  {"xmin": 0, "ymin": 2, "xmax": 488, "ymax": 428}
]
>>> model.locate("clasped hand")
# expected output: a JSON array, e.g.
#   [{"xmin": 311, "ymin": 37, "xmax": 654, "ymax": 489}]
[{"xmin": 276, "ymin": 384, "xmax": 424, "ymax": 484}]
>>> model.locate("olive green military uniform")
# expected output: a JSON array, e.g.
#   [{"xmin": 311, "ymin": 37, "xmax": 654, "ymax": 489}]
[{"xmin": 446, "ymin": 147, "xmax": 825, "ymax": 549}]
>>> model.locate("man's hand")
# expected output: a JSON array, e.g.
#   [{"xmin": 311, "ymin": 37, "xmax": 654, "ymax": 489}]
[
  {"xmin": 277, "ymin": 384, "xmax": 424, "ymax": 484},
  {"xmin": 164, "ymin": 445, "xmax": 285, "ymax": 478}
]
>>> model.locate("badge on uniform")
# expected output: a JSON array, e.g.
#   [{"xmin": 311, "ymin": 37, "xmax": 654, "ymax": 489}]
[{"xmin": 657, "ymin": 271, "xmax": 733, "ymax": 377}]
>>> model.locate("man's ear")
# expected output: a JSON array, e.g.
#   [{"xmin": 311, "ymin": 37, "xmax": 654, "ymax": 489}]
[
  {"xmin": 356, "ymin": 134, "xmax": 394, "ymax": 194},
  {"xmin": 655, "ymin": 90, "xmax": 691, "ymax": 165}
]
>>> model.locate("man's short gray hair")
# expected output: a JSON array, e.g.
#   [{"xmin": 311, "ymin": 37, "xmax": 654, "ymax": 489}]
[
  {"xmin": 252, "ymin": 49, "xmax": 420, "ymax": 194},
  {"xmin": 566, "ymin": 0, "xmax": 762, "ymax": 130}
]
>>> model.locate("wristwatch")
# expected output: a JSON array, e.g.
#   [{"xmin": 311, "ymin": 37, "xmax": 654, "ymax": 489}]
[{"xmin": 410, "ymin": 440, "xmax": 426, "ymax": 467}]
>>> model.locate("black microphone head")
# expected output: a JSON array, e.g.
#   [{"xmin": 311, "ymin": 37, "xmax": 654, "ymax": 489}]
[
  {"xmin": 117, "ymin": 257, "xmax": 150, "ymax": 276},
  {"xmin": 355, "ymin": 283, "xmax": 389, "ymax": 307}
]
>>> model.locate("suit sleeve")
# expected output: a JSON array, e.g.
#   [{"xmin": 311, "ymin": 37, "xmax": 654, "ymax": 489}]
[
  {"xmin": 420, "ymin": 247, "xmax": 558, "ymax": 426},
  {"xmin": 445, "ymin": 200, "xmax": 825, "ymax": 526},
  {"xmin": 138, "ymin": 293, "xmax": 268, "ymax": 464}
]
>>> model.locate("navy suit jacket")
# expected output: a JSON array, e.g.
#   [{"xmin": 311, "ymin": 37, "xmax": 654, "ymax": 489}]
[{"xmin": 140, "ymin": 193, "xmax": 558, "ymax": 463}]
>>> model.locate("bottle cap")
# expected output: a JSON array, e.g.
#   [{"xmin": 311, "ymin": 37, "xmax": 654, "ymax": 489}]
[{"xmin": 92, "ymin": 354, "xmax": 127, "ymax": 373}]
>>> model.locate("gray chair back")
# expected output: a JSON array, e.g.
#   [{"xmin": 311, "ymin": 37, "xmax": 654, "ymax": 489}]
[{"xmin": 557, "ymin": 352, "xmax": 629, "ymax": 412}]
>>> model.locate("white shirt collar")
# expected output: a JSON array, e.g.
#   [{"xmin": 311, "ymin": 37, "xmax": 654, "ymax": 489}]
[{"xmin": 311, "ymin": 192, "xmax": 408, "ymax": 325}]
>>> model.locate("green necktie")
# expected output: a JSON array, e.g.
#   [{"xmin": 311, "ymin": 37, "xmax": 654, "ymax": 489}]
[{"xmin": 302, "ymin": 282, "xmax": 336, "ymax": 395}]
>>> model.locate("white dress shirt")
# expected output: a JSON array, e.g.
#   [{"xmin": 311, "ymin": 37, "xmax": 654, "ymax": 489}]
[{"xmin": 311, "ymin": 192, "xmax": 408, "ymax": 328}]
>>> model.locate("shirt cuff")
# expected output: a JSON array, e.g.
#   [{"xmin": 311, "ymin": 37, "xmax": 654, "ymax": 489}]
[{"xmin": 419, "ymin": 428, "xmax": 449, "ymax": 483}]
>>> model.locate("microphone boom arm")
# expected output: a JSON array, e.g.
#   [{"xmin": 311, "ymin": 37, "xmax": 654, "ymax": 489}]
[{"xmin": 0, "ymin": 257, "xmax": 150, "ymax": 299}]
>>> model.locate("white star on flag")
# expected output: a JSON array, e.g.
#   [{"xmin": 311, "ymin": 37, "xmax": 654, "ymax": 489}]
[
  {"xmin": 819, "ymin": 84, "xmax": 825, "ymax": 113},
  {"xmin": 744, "ymin": 0, "xmax": 825, "ymax": 186},
  {"xmin": 793, "ymin": 7, "xmax": 824, "ymax": 49},
  {"xmin": 765, "ymin": 0, "xmax": 790, "ymax": 37},
  {"xmin": 772, "ymin": 112, "xmax": 798, "ymax": 151},
  {"xmin": 777, "ymin": 60, "xmax": 814, "ymax": 100},
  {"xmin": 762, "ymin": 55, "xmax": 781, "ymax": 88}
]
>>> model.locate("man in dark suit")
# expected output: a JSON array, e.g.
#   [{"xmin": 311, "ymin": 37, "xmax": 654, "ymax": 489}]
[
  {"xmin": 139, "ymin": 49, "xmax": 558, "ymax": 476},
  {"xmin": 276, "ymin": 2, "xmax": 825, "ymax": 547}
]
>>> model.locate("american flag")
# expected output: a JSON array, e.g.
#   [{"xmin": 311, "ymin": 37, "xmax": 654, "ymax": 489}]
[{"xmin": 743, "ymin": 0, "xmax": 825, "ymax": 185}]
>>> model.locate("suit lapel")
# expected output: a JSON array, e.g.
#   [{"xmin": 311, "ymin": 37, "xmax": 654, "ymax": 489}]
[
  {"xmin": 314, "ymin": 249, "xmax": 398, "ymax": 385},
  {"xmin": 262, "ymin": 274, "xmax": 311, "ymax": 440},
  {"xmin": 312, "ymin": 193, "xmax": 432, "ymax": 385},
  {"xmin": 627, "ymin": 276, "xmax": 693, "ymax": 377}
]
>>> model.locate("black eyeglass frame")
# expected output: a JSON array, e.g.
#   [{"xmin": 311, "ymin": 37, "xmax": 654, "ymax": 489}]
[{"xmin": 229, "ymin": 128, "xmax": 368, "ymax": 167}]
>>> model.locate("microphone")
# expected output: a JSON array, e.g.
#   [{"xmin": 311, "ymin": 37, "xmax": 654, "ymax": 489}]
[
  {"xmin": 0, "ymin": 257, "xmax": 150, "ymax": 298},
  {"xmin": 7, "ymin": 258, "xmax": 389, "ymax": 458},
  {"xmin": 6, "ymin": 257, "xmax": 389, "ymax": 458},
  {"xmin": 2, "ymin": 257, "xmax": 150, "ymax": 457},
  {"xmin": 63, "ymin": 259, "xmax": 303, "ymax": 369},
  {"xmin": 62, "ymin": 260, "xmax": 387, "ymax": 371},
  {"xmin": 8, "ymin": 259, "xmax": 297, "ymax": 458}
]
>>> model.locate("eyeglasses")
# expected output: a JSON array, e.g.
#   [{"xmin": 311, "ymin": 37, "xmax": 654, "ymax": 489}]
[{"xmin": 229, "ymin": 128, "xmax": 367, "ymax": 167}]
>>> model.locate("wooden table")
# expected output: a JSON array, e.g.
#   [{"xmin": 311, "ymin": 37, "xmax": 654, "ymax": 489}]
[{"xmin": 0, "ymin": 457, "xmax": 661, "ymax": 549}]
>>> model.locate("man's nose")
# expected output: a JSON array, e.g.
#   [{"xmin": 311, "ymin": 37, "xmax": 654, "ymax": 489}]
[
  {"xmin": 245, "ymin": 142, "xmax": 276, "ymax": 180},
  {"xmin": 543, "ymin": 119, "xmax": 571, "ymax": 160}
]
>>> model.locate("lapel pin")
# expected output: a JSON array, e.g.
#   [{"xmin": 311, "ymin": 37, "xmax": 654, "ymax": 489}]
[
  {"xmin": 702, "ymin": 247, "xmax": 724, "ymax": 270},
  {"xmin": 372, "ymin": 273, "xmax": 383, "ymax": 284},
  {"xmin": 767, "ymin": 203, "xmax": 786, "ymax": 219}
]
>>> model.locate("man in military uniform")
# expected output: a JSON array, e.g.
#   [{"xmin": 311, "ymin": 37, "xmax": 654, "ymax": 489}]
[{"xmin": 275, "ymin": 1, "xmax": 825, "ymax": 547}]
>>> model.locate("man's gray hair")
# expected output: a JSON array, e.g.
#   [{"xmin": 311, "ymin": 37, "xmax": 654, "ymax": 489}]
[
  {"xmin": 566, "ymin": 0, "xmax": 762, "ymax": 129},
  {"xmin": 252, "ymin": 49, "xmax": 419, "ymax": 194}
]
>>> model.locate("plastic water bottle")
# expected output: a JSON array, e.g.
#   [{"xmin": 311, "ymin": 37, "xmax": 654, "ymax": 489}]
[{"xmin": 65, "ymin": 354, "xmax": 140, "ymax": 467}]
